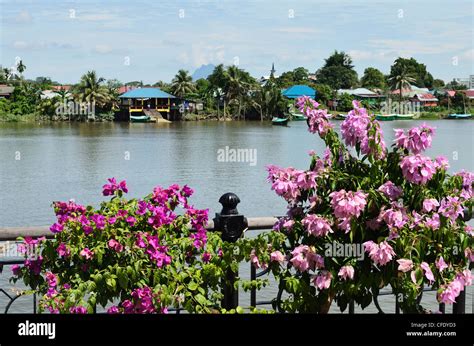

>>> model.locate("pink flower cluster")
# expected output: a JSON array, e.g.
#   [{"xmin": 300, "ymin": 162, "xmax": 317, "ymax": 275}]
[
  {"xmin": 378, "ymin": 181, "xmax": 403, "ymax": 201},
  {"xmin": 313, "ymin": 270, "xmax": 333, "ymax": 290},
  {"xmin": 108, "ymin": 239, "xmax": 124, "ymax": 252},
  {"xmin": 102, "ymin": 177, "xmax": 128, "ymax": 196},
  {"xmin": 290, "ymin": 245, "xmax": 324, "ymax": 272},
  {"xmin": 364, "ymin": 240, "xmax": 395, "ymax": 266},
  {"xmin": 378, "ymin": 202, "xmax": 409, "ymax": 231},
  {"xmin": 302, "ymin": 214, "xmax": 333, "ymax": 237},
  {"xmin": 338, "ymin": 265, "xmax": 355, "ymax": 281},
  {"xmin": 306, "ymin": 108, "xmax": 334, "ymax": 137},
  {"xmin": 340, "ymin": 102, "xmax": 370, "ymax": 147},
  {"xmin": 438, "ymin": 196, "xmax": 464, "ymax": 223},
  {"xmin": 400, "ymin": 154, "xmax": 436, "ymax": 185},
  {"xmin": 456, "ymin": 170, "xmax": 474, "ymax": 200},
  {"xmin": 118, "ymin": 286, "xmax": 160, "ymax": 314},
  {"xmin": 329, "ymin": 189, "xmax": 368, "ymax": 232},
  {"xmin": 267, "ymin": 165, "xmax": 318, "ymax": 202},
  {"xmin": 438, "ymin": 270, "xmax": 472, "ymax": 304},
  {"xmin": 136, "ymin": 233, "xmax": 171, "ymax": 268},
  {"xmin": 394, "ymin": 123, "xmax": 435, "ymax": 154}
]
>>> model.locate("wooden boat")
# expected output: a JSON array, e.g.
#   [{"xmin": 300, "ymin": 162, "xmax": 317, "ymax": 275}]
[
  {"xmin": 375, "ymin": 114, "xmax": 395, "ymax": 121},
  {"xmin": 290, "ymin": 112, "xmax": 306, "ymax": 121},
  {"xmin": 130, "ymin": 115, "xmax": 151, "ymax": 123},
  {"xmin": 394, "ymin": 113, "xmax": 415, "ymax": 120},
  {"xmin": 447, "ymin": 113, "xmax": 472, "ymax": 119},
  {"xmin": 272, "ymin": 117, "xmax": 289, "ymax": 126}
]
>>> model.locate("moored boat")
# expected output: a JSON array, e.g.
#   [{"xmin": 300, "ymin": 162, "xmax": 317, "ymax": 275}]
[
  {"xmin": 130, "ymin": 115, "xmax": 152, "ymax": 123},
  {"xmin": 375, "ymin": 114, "xmax": 395, "ymax": 121},
  {"xmin": 394, "ymin": 113, "xmax": 415, "ymax": 120},
  {"xmin": 272, "ymin": 117, "xmax": 289, "ymax": 126},
  {"xmin": 290, "ymin": 112, "xmax": 306, "ymax": 121},
  {"xmin": 447, "ymin": 113, "xmax": 472, "ymax": 119}
]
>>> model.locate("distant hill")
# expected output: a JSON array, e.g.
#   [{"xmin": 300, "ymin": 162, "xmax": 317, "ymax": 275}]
[{"xmin": 192, "ymin": 64, "xmax": 215, "ymax": 81}]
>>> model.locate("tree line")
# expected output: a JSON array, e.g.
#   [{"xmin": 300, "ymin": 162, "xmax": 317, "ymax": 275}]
[{"xmin": 0, "ymin": 51, "xmax": 470, "ymax": 121}]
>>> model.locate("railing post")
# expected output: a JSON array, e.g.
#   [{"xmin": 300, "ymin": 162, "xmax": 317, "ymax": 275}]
[
  {"xmin": 453, "ymin": 290, "xmax": 465, "ymax": 314},
  {"xmin": 213, "ymin": 193, "xmax": 248, "ymax": 311}
]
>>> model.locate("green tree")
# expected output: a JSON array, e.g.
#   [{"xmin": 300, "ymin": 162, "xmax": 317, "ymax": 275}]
[
  {"xmin": 170, "ymin": 70, "xmax": 196, "ymax": 99},
  {"xmin": 389, "ymin": 57, "xmax": 433, "ymax": 88},
  {"xmin": 312, "ymin": 83, "xmax": 334, "ymax": 105},
  {"xmin": 388, "ymin": 66, "xmax": 416, "ymax": 103},
  {"xmin": 16, "ymin": 60, "xmax": 26, "ymax": 76},
  {"xmin": 432, "ymin": 79, "xmax": 445, "ymax": 88},
  {"xmin": 75, "ymin": 71, "xmax": 110, "ymax": 111},
  {"xmin": 207, "ymin": 64, "xmax": 227, "ymax": 119},
  {"xmin": 360, "ymin": 67, "xmax": 386, "ymax": 90},
  {"xmin": 315, "ymin": 51, "xmax": 358, "ymax": 90}
]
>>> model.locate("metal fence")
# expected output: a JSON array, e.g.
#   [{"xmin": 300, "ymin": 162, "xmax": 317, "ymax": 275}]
[{"xmin": 0, "ymin": 193, "xmax": 469, "ymax": 314}]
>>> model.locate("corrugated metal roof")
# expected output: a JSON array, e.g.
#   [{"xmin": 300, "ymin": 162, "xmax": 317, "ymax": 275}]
[
  {"xmin": 119, "ymin": 87, "xmax": 176, "ymax": 99},
  {"xmin": 282, "ymin": 85, "xmax": 316, "ymax": 99}
]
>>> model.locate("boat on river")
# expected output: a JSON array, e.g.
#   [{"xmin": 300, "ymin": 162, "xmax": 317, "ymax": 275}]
[
  {"xmin": 375, "ymin": 114, "xmax": 395, "ymax": 121},
  {"xmin": 394, "ymin": 113, "xmax": 415, "ymax": 120},
  {"xmin": 447, "ymin": 113, "xmax": 472, "ymax": 119},
  {"xmin": 272, "ymin": 117, "xmax": 289, "ymax": 126},
  {"xmin": 130, "ymin": 115, "xmax": 152, "ymax": 123},
  {"xmin": 290, "ymin": 112, "xmax": 306, "ymax": 121}
]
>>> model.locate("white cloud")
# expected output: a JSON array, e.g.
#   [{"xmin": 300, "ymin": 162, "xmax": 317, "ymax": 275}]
[
  {"xmin": 275, "ymin": 27, "xmax": 319, "ymax": 34},
  {"xmin": 94, "ymin": 44, "xmax": 113, "ymax": 54},
  {"xmin": 15, "ymin": 10, "xmax": 32, "ymax": 23}
]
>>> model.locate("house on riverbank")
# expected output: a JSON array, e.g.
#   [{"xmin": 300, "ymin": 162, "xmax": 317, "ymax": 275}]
[
  {"xmin": 118, "ymin": 87, "xmax": 179, "ymax": 121},
  {"xmin": 337, "ymin": 88, "xmax": 385, "ymax": 106},
  {"xmin": 0, "ymin": 85, "xmax": 14, "ymax": 99},
  {"xmin": 282, "ymin": 85, "xmax": 316, "ymax": 99}
]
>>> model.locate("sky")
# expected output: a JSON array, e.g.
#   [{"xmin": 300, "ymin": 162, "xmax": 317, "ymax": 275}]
[{"xmin": 0, "ymin": 0, "xmax": 473, "ymax": 84}]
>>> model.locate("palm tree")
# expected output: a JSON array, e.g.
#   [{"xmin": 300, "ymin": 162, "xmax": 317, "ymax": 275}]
[
  {"xmin": 170, "ymin": 70, "xmax": 195, "ymax": 99},
  {"xmin": 75, "ymin": 71, "xmax": 110, "ymax": 119},
  {"xmin": 389, "ymin": 67, "xmax": 416, "ymax": 104},
  {"xmin": 207, "ymin": 64, "xmax": 227, "ymax": 119},
  {"xmin": 225, "ymin": 65, "xmax": 249, "ymax": 119},
  {"xmin": 2, "ymin": 68, "xmax": 11, "ymax": 81},
  {"xmin": 16, "ymin": 60, "xmax": 26, "ymax": 76}
]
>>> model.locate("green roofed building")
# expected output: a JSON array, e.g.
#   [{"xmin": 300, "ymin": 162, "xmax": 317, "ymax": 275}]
[
  {"xmin": 282, "ymin": 85, "xmax": 316, "ymax": 99},
  {"xmin": 118, "ymin": 87, "xmax": 179, "ymax": 121}
]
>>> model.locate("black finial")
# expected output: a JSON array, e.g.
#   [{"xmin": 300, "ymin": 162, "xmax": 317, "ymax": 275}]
[{"xmin": 218, "ymin": 192, "xmax": 240, "ymax": 215}]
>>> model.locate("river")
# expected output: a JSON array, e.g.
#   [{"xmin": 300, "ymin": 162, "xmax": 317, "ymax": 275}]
[{"xmin": 0, "ymin": 119, "xmax": 472, "ymax": 313}]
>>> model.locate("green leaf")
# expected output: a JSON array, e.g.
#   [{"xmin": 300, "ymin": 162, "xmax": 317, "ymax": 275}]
[{"xmin": 188, "ymin": 281, "xmax": 198, "ymax": 291}]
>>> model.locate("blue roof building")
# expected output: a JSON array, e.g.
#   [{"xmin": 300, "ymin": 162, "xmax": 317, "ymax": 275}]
[
  {"xmin": 118, "ymin": 88, "xmax": 178, "ymax": 121},
  {"xmin": 282, "ymin": 85, "xmax": 316, "ymax": 99},
  {"xmin": 119, "ymin": 87, "xmax": 176, "ymax": 99}
]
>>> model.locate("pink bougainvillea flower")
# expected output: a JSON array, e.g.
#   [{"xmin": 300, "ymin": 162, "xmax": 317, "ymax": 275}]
[
  {"xmin": 102, "ymin": 178, "xmax": 128, "ymax": 196},
  {"xmin": 70, "ymin": 306, "xmax": 88, "ymax": 314},
  {"xmin": 11, "ymin": 264, "xmax": 21, "ymax": 276},
  {"xmin": 420, "ymin": 262, "xmax": 435, "ymax": 284},
  {"xmin": 314, "ymin": 270, "xmax": 332, "ymax": 290},
  {"xmin": 378, "ymin": 181, "xmax": 403, "ymax": 201},
  {"xmin": 400, "ymin": 154, "xmax": 436, "ymax": 185},
  {"xmin": 438, "ymin": 196, "xmax": 464, "ymax": 223},
  {"xmin": 422, "ymin": 198, "xmax": 439, "ymax": 213},
  {"xmin": 396, "ymin": 259, "xmax": 413, "ymax": 273},
  {"xmin": 394, "ymin": 123, "xmax": 435, "ymax": 154},
  {"xmin": 80, "ymin": 248, "xmax": 94, "ymax": 260},
  {"xmin": 302, "ymin": 214, "xmax": 333, "ymax": 237},
  {"xmin": 338, "ymin": 265, "xmax": 354, "ymax": 280},
  {"xmin": 364, "ymin": 240, "xmax": 395, "ymax": 266},
  {"xmin": 108, "ymin": 239, "xmax": 124, "ymax": 253},
  {"xmin": 270, "ymin": 250, "xmax": 285, "ymax": 263},
  {"xmin": 435, "ymin": 256, "xmax": 448, "ymax": 272}
]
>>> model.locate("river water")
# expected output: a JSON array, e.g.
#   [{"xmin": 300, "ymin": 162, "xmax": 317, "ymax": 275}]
[{"xmin": 0, "ymin": 119, "xmax": 472, "ymax": 313}]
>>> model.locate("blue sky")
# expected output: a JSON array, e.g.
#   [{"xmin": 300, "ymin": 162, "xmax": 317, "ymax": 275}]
[{"xmin": 1, "ymin": 0, "xmax": 473, "ymax": 84}]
